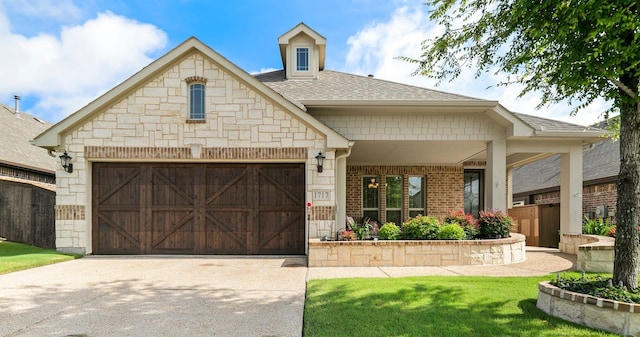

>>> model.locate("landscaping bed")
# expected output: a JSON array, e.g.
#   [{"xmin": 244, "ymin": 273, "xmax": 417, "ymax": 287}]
[
  {"xmin": 308, "ymin": 233, "xmax": 526, "ymax": 267},
  {"xmin": 538, "ymin": 280, "xmax": 640, "ymax": 336},
  {"xmin": 310, "ymin": 210, "xmax": 525, "ymax": 267}
]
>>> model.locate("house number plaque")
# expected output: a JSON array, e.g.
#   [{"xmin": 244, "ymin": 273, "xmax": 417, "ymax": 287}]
[{"xmin": 313, "ymin": 190, "xmax": 330, "ymax": 201}]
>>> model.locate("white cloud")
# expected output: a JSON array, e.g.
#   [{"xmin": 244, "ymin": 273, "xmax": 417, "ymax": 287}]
[
  {"xmin": 251, "ymin": 67, "xmax": 279, "ymax": 75},
  {"xmin": 343, "ymin": 4, "xmax": 611, "ymax": 126},
  {"xmin": 2, "ymin": 0, "xmax": 83, "ymax": 21},
  {"xmin": 0, "ymin": 9, "xmax": 167, "ymax": 122}
]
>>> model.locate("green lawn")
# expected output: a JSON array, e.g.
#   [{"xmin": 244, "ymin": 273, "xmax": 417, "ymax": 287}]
[
  {"xmin": 0, "ymin": 241, "xmax": 81, "ymax": 274},
  {"xmin": 304, "ymin": 275, "xmax": 618, "ymax": 337}
]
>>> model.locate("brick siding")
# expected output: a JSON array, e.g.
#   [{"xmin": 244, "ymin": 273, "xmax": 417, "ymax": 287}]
[{"xmin": 346, "ymin": 165, "xmax": 464, "ymax": 223}]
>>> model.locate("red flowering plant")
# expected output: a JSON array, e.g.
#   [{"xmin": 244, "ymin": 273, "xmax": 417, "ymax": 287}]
[
  {"xmin": 444, "ymin": 210, "xmax": 478, "ymax": 240},
  {"xmin": 477, "ymin": 210, "xmax": 514, "ymax": 239}
]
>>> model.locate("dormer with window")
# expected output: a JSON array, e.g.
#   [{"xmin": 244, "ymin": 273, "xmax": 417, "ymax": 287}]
[{"xmin": 278, "ymin": 23, "xmax": 326, "ymax": 80}]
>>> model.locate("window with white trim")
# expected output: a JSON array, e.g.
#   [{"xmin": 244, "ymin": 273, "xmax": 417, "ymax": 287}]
[
  {"xmin": 296, "ymin": 47, "xmax": 309, "ymax": 71},
  {"xmin": 189, "ymin": 83, "xmax": 205, "ymax": 120}
]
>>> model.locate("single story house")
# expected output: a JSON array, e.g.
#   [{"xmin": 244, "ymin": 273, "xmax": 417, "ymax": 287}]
[
  {"xmin": 513, "ymin": 135, "xmax": 618, "ymax": 222},
  {"xmin": 0, "ymin": 98, "xmax": 57, "ymax": 248},
  {"xmin": 34, "ymin": 23, "xmax": 605, "ymax": 255}
]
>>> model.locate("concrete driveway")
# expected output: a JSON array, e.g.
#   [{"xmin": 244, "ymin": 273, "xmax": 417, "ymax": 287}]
[{"xmin": 0, "ymin": 256, "xmax": 307, "ymax": 337}]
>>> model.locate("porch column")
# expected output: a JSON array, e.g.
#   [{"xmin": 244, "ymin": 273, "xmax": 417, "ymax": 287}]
[
  {"xmin": 335, "ymin": 153, "xmax": 347, "ymax": 238},
  {"xmin": 560, "ymin": 145, "xmax": 583, "ymax": 234},
  {"xmin": 486, "ymin": 139, "xmax": 507, "ymax": 211},
  {"xmin": 507, "ymin": 167, "xmax": 513, "ymax": 208}
]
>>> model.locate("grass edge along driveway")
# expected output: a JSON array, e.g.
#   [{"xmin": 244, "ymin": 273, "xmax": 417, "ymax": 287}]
[
  {"xmin": 304, "ymin": 274, "xmax": 618, "ymax": 337},
  {"xmin": 0, "ymin": 241, "xmax": 81, "ymax": 274}
]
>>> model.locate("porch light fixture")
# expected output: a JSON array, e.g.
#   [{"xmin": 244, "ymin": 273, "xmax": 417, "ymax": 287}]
[
  {"xmin": 59, "ymin": 151, "xmax": 73, "ymax": 173},
  {"xmin": 315, "ymin": 152, "xmax": 326, "ymax": 173}
]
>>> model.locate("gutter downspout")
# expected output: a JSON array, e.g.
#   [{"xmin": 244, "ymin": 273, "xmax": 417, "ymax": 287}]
[{"xmin": 334, "ymin": 141, "xmax": 355, "ymax": 239}]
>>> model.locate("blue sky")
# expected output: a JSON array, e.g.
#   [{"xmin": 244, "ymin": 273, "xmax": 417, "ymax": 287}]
[{"xmin": 0, "ymin": 0, "xmax": 608, "ymax": 125}]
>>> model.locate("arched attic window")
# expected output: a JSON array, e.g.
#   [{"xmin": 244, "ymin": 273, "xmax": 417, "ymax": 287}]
[{"xmin": 185, "ymin": 76, "xmax": 207, "ymax": 121}]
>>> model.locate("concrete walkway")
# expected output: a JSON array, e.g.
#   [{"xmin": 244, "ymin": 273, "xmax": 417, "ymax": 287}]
[
  {"xmin": 0, "ymin": 248, "xmax": 576, "ymax": 337},
  {"xmin": 307, "ymin": 247, "xmax": 577, "ymax": 280}
]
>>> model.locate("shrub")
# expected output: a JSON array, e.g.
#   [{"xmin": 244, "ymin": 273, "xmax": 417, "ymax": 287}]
[
  {"xmin": 582, "ymin": 216, "xmax": 614, "ymax": 236},
  {"xmin": 477, "ymin": 210, "xmax": 513, "ymax": 239},
  {"xmin": 462, "ymin": 224, "xmax": 479, "ymax": 240},
  {"xmin": 443, "ymin": 210, "xmax": 477, "ymax": 227},
  {"xmin": 400, "ymin": 221, "xmax": 425, "ymax": 239},
  {"xmin": 377, "ymin": 223, "xmax": 401, "ymax": 240},
  {"xmin": 436, "ymin": 223, "xmax": 466, "ymax": 240},
  {"xmin": 444, "ymin": 210, "xmax": 478, "ymax": 239},
  {"xmin": 401, "ymin": 215, "xmax": 440, "ymax": 239},
  {"xmin": 551, "ymin": 273, "xmax": 640, "ymax": 304}
]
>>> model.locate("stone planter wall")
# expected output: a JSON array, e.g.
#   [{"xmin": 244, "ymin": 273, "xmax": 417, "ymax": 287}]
[
  {"xmin": 577, "ymin": 235, "xmax": 615, "ymax": 273},
  {"xmin": 559, "ymin": 233, "xmax": 600, "ymax": 254},
  {"xmin": 308, "ymin": 233, "xmax": 526, "ymax": 267},
  {"xmin": 537, "ymin": 281, "xmax": 640, "ymax": 336}
]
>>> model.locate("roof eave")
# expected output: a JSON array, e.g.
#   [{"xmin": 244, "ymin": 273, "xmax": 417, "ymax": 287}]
[
  {"xmin": 533, "ymin": 130, "xmax": 608, "ymax": 140},
  {"xmin": 300, "ymin": 99, "xmax": 498, "ymax": 108}
]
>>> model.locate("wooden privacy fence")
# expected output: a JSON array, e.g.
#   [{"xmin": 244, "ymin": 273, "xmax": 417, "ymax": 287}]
[
  {"xmin": 0, "ymin": 180, "xmax": 55, "ymax": 248},
  {"xmin": 509, "ymin": 203, "xmax": 560, "ymax": 248}
]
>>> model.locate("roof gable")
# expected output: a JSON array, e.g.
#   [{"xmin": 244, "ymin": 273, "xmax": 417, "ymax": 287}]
[{"xmin": 34, "ymin": 37, "xmax": 349, "ymax": 150}]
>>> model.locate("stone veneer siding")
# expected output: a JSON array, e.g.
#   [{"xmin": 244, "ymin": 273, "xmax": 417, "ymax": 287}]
[
  {"xmin": 537, "ymin": 281, "xmax": 640, "ymax": 336},
  {"xmin": 346, "ymin": 165, "xmax": 464, "ymax": 223},
  {"xmin": 55, "ymin": 51, "xmax": 334, "ymax": 254}
]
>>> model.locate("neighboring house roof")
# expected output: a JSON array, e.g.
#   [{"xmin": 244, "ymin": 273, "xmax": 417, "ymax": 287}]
[
  {"xmin": 512, "ymin": 136, "xmax": 619, "ymax": 195},
  {"xmin": 0, "ymin": 104, "xmax": 56, "ymax": 174},
  {"xmin": 255, "ymin": 70, "xmax": 483, "ymax": 104}
]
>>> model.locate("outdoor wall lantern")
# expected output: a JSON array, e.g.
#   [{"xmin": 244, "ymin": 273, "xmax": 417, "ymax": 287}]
[
  {"xmin": 59, "ymin": 151, "xmax": 73, "ymax": 173},
  {"xmin": 315, "ymin": 152, "xmax": 325, "ymax": 173},
  {"xmin": 368, "ymin": 178, "xmax": 379, "ymax": 189}
]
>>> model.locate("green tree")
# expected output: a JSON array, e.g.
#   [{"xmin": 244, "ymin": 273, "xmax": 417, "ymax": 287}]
[{"xmin": 404, "ymin": 0, "xmax": 639, "ymax": 288}]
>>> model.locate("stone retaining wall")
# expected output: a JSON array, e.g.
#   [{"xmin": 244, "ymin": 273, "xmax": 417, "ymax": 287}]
[
  {"xmin": 559, "ymin": 233, "xmax": 600, "ymax": 254},
  {"xmin": 577, "ymin": 235, "xmax": 616, "ymax": 273},
  {"xmin": 537, "ymin": 281, "xmax": 640, "ymax": 336},
  {"xmin": 308, "ymin": 233, "xmax": 526, "ymax": 267}
]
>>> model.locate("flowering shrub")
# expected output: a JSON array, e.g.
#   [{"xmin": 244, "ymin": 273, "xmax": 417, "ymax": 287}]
[
  {"xmin": 346, "ymin": 217, "xmax": 380, "ymax": 240},
  {"xmin": 444, "ymin": 210, "xmax": 477, "ymax": 227},
  {"xmin": 338, "ymin": 229, "xmax": 357, "ymax": 241},
  {"xmin": 340, "ymin": 211, "xmax": 514, "ymax": 241},
  {"xmin": 444, "ymin": 210, "xmax": 479, "ymax": 240},
  {"xmin": 477, "ymin": 210, "xmax": 514, "ymax": 239}
]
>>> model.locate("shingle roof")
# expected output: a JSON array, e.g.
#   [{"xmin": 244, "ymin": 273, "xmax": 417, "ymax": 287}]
[
  {"xmin": 0, "ymin": 104, "xmax": 56, "ymax": 173},
  {"xmin": 514, "ymin": 112, "xmax": 603, "ymax": 133},
  {"xmin": 512, "ymin": 137, "xmax": 619, "ymax": 194},
  {"xmin": 255, "ymin": 69, "xmax": 484, "ymax": 102}
]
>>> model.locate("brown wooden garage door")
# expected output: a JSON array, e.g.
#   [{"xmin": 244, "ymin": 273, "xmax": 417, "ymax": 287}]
[{"xmin": 92, "ymin": 163, "xmax": 305, "ymax": 255}]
